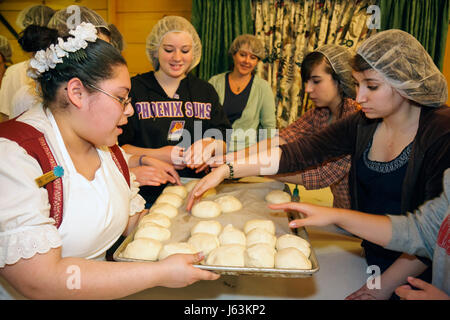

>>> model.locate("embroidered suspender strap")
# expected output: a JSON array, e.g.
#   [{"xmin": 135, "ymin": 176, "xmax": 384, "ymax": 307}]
[
  {"xmin": 0, "ymin": 119, "xmax": 64, "ymax": 228},
  {"xmin": 109, "ymin": 144, "xmax": 130, "ymax": 187}
]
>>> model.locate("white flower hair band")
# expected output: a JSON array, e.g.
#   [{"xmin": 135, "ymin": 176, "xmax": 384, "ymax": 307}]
[{"xmin": 27, "ymin": 22, "xmax": 98, "ymax": 79}]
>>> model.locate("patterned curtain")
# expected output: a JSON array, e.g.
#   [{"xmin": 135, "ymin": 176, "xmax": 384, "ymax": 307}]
[
  {"xmin": 253, "ymin": 0, "xmax": 377, "ymax": 129},
  {"xmin": 191, "ymin": 0, "xmax": 254, "ymax": 81}
]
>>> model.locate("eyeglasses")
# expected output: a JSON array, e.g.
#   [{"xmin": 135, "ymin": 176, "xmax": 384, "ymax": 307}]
[{"xmin": 87, "ymin": 84, "xmax": 131, "ymax": 110}]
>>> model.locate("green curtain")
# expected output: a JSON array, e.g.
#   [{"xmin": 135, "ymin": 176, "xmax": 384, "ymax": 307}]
[
  {"xmin": 191, "ymin": 0, "xmax": 254, "ymax": 81},
  {"xmin": 380, "ymin": 0, "xmax": 450, "ymax": 71}
]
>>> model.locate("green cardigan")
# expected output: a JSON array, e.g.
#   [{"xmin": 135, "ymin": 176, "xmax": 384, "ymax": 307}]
[{"xmin": 209, "ymin": 72, "xmax": 276, "ymax": 151}]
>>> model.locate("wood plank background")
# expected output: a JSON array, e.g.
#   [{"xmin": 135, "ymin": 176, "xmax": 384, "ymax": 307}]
[{"xmin": 0, "ymin": 0, "xmax": 192, "ymax": 76}]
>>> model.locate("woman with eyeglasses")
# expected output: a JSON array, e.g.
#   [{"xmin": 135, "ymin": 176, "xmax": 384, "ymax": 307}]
[
  {"xmin": 118, "ymin": 16, "xmax": 231, "ymax": 207},
  {"xmin": 0, "ymin": 23, "xmax": 219, "ymax": 300}
]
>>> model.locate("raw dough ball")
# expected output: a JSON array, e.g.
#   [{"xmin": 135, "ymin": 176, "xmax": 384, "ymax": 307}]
[
  {"xmin": 192, "ymin": 200, "xmax": 222, "ymax": 218},
  {"xmin": 206, "ymin": 244, "xmax": 246, "ymax": 267},
  {"xmin": 184, "ymin": 180, "xmax": 198, "ymax": 192},
  {"xmin": 276, "ymin": 234, "xmax": 311, "ymax": 258},
  {"xmin": 155, "ymin": 193, "xmax": 184, "ymax": 208},
  {"xmin": 265, "ymin": 190, "xmax": 291, "ymax": 204},
  {"xmin": 158, "ymin": 242, "xmax": 198, "ymax": 260},
  {"xmin": 149, "ymin": 203, "xmax": 178, "ymax": 219},
  {"xmin": 162, "ymin": 185, "xmax": 188, "ymax": 199},
  {"xmin": 245, "ymin": 243, "xmax": 276, "ymax": 268},
  {"xmin": 191, "ymin": 220, "xmax": 222, "ymax": 236},
  {"xmin": 122, "ymin": 238, "xmax": 162, "ymax": 261},
  {"xmin": 218, "ymin": 224, "xmax": 246, "ymax": 246},
  {"xmin": 187, "ymin": 233, "xmax": 220, "ymax": 256},
  {"xmin": 246, "ymin": 228, "xmax": 276, "ymax": 247},
  {"xmin": 243, "ymin": 219, "xmax": 275, "ymax": 235},
  {"xmin": 139, "ymin": 213, "xmax": 171, "ymax": 229},
  {"xmin": 134, "ymin": 223, "xmax": 171, "ymax": 242},
  {"xmin": 202, "ymin": 187, "xmax": 217, "ymax": 199},
  {"xmin": 275, "ymin": 247, "xmax": 312, "ymax": 269},
  {"xmin": 214, "ymin": 195, "xmax": 242, "ymax": 213}
]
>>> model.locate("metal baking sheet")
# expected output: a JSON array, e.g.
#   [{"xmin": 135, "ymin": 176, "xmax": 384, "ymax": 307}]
[{"xmin": 114, "ymin": 178, "xmax": 319, "ymax": 278}]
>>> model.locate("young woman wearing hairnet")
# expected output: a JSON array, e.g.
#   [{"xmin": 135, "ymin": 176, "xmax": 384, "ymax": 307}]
[
  {"xmin": 209, "ymin": 34, "xmax": 276, "ymax": 152},
  {"xmin": 187, "ymin": 29, "xmax": 450, "ymax": 299},
  {"xmin": 118, "ymin": 16, "xmax": 231, "ymax": 206},
  {"xmin": 0, "ymin": 23, "xmax": 219, "ymax": 300},
  {"xmin": 0, "ymin": 4, "xmax": 55, "ymax": 121}
]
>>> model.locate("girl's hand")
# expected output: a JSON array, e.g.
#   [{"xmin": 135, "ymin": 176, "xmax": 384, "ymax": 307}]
[
  {"xmin": 186, "ymin": 164, "xmax": 229, "ymax": 211},
  {"xmin": 395, "ymin": 277, "xmax": 450, "ymax": 300},
  {"xmin": 268, "ymin": 202, "xmax": 340, "ymax": 228}
]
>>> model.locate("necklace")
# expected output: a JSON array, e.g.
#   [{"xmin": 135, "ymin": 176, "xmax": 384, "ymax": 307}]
[{"xmin": 229, "ymin": 74, "xmax": 251, "ymax": 93}]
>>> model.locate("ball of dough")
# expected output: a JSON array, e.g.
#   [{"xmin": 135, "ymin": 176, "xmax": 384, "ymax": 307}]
[
  {"xmin": 149, "ymin": 203, "xmax": 178, "ymax": 219},
  {"xmin": 243, "ymin": 219, "xmax": 275, "ymax": 235},
  {"xmin": 218, "ymin": 224, "xmax": 246, "ymax": 246},
  {"xmin": 158, "ymin": 242, "xmax": 198, "ymax": 260},
  {"xmin": 214, "ymin": 195, "xmax": 242, "ymax": 213},
  {"xmin": 276, "ymin": 234, "xmax": 311, "ymax": 258},
  {"xmin": 275, "ymin": 247, "xmax": 312, "ymax": 269},
  {"xmin": 246, "ymin": 228, "xmax": 276, "ymax": 247},
  {"xmin": 122, "ymin": 238, "xmax": 162, "ymax": 261},
  {"xmin": 187, "ymin": 233, "xmax": 220, "ymax": 256},
  {"xmin": 184, "ymin": 180, "xmax": 198, "ymax": 192},
  {"xmin": 134, "ymin": 223, "xmax": 171, "ymax": 242},
  {"xmin": 245, "ymin": 243, "xmax": 276, "ymax": 268},
  {"xmin": 155, "ymin": 193, "xmax": 184, "ymax": 208},
  {"xmin": 265, "ymin": 190, "xmax": 291, "ymax": 204},
  {"xmin": 206, "ymin": 244, "xmax": 246, "ymax": 267},
  {"xmin": 191, "ymin": 220, "xmax": 222, "ymax": 236},
  {"xmin": 192, "ymin": 201, "xmax": 222, "ymax": 218},
  {"xmin": 139, "ymin": 213, "xmax": 171, "ymax": 229},
  {"xmin": 201, "ymin": 187, "xmax": 217, "ymax": 199},
  {"xmin": 162, "ymin": 185, "xmax": 188, "ymax": 199}
]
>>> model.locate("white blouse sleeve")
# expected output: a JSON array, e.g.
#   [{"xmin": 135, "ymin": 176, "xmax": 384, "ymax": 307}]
[
  {"xmin": 0, "ymin": 138, "xmax": 62, "ymax": 267},
  {"xmin": 118, "ymin": 147, "xmax": 146, "ymax": 216}
]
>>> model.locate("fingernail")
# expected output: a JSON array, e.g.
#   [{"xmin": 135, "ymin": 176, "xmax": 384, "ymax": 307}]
[{"xmin": 289, "ymin": 222, "xmax": 298, "ymax": 228}]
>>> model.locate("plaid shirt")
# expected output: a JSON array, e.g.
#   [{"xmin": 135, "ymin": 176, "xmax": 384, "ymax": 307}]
[{"xmin": 279, "ymin": 98, "xmax": 360, "ymax": 208}]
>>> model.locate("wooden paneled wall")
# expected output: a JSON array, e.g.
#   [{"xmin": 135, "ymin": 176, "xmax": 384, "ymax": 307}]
[{"xmin": 0, "ymin": 0, "xmax": 192, "ymax": 76}]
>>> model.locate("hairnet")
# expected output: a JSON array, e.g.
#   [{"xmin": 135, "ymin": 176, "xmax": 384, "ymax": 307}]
[
  {"xmin": 0, "ymin": 35, "xmax": 12, "ymax": 63},
  {"xmin": 47, "ymin": 6, "xmax": 109, "ymax": 37},
  {"xmin": 108, "ymin": 23, "xmax": 125, "ymax": 52},
  {"xmin": 315, "ymin": 44, "xmax": 356, "ymax": 99},
  {"xmin": 228, "ymin": 34, "xmax": 265, "ymax": 60},
  {"xmin": 16, "ymin": 5, "xmax": 55, "ymax": 29},
  {"xmin": 356, "ymin": 29, "xmax": 447, "ymax": 107},
  {"xmin": 146, "ymin": 16, "xmax": 202, "ymax": 72}
]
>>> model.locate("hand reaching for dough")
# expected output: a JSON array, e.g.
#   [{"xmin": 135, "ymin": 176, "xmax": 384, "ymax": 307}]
[
  {"xmin": 186, "ymin": 164, "xmax": 229, "ymax": 211},
  {"xmin": 157, "ymin": 253, "xmax": 220, "ymax": 288},
  {"xmin": 130, "ymin": 166, "xmax": 175, "ymax": 186},
  {"xmin": 184, "ymin": 138, "xmax": 226, "ymax": 173}
]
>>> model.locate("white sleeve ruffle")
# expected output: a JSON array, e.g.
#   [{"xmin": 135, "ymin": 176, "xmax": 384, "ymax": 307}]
[
  {"xmin": 0, "ymin": 225, "xmax": 62, "ymax": 267},
  {"xmin": 128, "ymin": 170, "xmax": 146, "ymax": 217}
]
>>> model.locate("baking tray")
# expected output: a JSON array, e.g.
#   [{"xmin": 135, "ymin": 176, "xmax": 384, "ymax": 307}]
[{"xmin": 114, "ymin": 178, "xmax": 319, "ymax": 278}]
